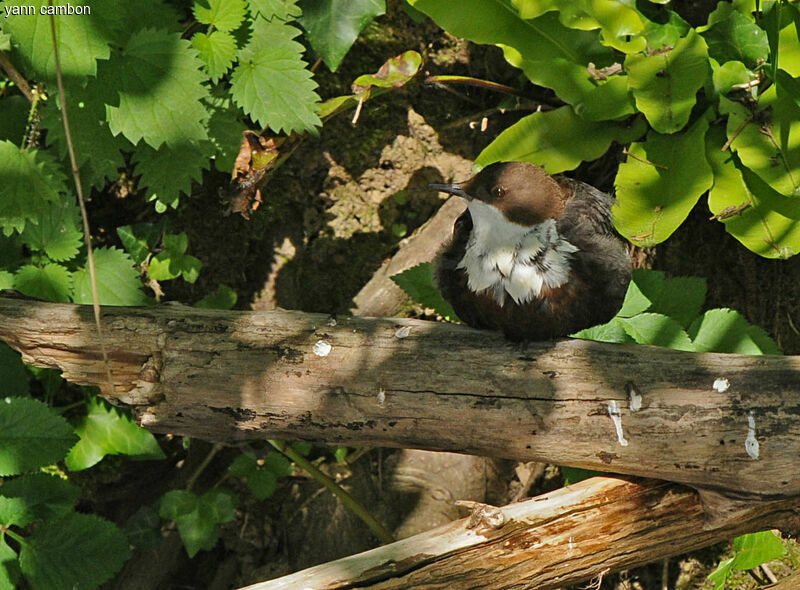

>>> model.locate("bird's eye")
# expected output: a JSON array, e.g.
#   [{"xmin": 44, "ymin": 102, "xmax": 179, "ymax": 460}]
[{"xmin": 492, "ymin": 186, "xmax": 506, "ymax": 199}]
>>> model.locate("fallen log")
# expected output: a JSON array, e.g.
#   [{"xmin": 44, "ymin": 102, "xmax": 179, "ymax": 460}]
[
  {"xmin": 240, "ymin": 476, "xmax": 800, "ymax": 590},
  {"xmin": 1, "ymin": 296, "xmax": 800, "ymax": 499}
]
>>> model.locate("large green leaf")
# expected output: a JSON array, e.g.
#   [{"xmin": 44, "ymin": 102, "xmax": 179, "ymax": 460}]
[
  {"xmin": 191, "ymin": 31, "xmax": 237, "ymax": 82},
  {"xmin": 133, "ymin": 141, "xmax": 210, "ymax": 209},
  {"xmin": 390, "ymin": 263, "xmax": 459, "ymax": 321},
  {"xmin": 618, "ymin": 313, "xmax": 695, "ymax": 351},
  {"xmin": 19, "ymin": 513, "xmax": 130, "ymax": 590},
  {"xmin": 194, "ymin": 0, "xmax": 247, "ymax": 32},
  {"xmin": 21, "ymin": 196, "xmax": 83, "ymax": 262},
  {"xmin": 625, "ymin": 30, "xmax": 710, "ymax": 134},
  {"xmin": 706, "ymin": 125, "xmax": 800, "ymax": 258},
  {"xmin": 65, "ymin": 397, "xmax": 165, "ymax": 471},
  {"xmin": 700, "ymin": 2, "xmax": 769, "ymax": 67},
  {"xmin": 614, "ymin": 113, "xmax": 714, "ymax": 247},
  {"xmin": 0, "ymin": 398, "xmax": 77, "ymax": 476},
  {"xmin": 298, "ymin": 0, "xmax": 385, "ymax": 71},
  {"xmin": 617, "ymin": 269, "xmax": 706, "ymax": 328},
  {"xmin": 105, "ymin": 28, "xmax": 210, "ymax": 149},
  {"xmin": 230, "ymin": 17, "xmax": 321, "ymax": 134},
  {"xmin": 409, "ymin": 0, "xmax": 614, "ymax": 107},
  {"xmin": 476, "ymin": 106, "xmax": 646, "ymax": 173},
  {"xmin": 0, "ymin": 474, "xmax": 80, "ymax": 528},
  {"xmin": 159, "ymin": 489, "xmax": 238, "ymax": 557},
  {"xmin": 689, "ymin": 308, "xmax": 781, "ymax": 354},
  {"xmin": 14, "ymin": 264, "xmax": 72, "ymax": 303},
  {"xmin": 0, "ymin": 536, "xmax": 20, "ymax": 589},
  {"xmin": 71, "ymin": 247, "xmax": 149, "ymax": 306},
  {"xmin": 721, "ymin": 88, "xmax": 800, "ymax": 198}
]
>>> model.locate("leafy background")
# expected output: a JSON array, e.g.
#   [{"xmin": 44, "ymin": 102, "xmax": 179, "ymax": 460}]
[{"xmin": 1, "ymin": 0, "xmax": 799, "ymax": 588}]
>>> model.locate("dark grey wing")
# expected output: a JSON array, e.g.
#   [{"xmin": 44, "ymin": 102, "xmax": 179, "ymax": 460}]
[{"xmin": 555, "ymin": 177, "xmax": 617, "ymax": 239}]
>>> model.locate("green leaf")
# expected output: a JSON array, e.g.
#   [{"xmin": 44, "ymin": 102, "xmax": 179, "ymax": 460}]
[
  {"xmin": 720, "ymin": 88, "xmax": 800, "ymax": 197},
  {"xmin": 19, "ymin": 513, "xmax": 131, "ymax": 590},
  {"xmin": 105, "ymin": 28, "xmax": 210, "ymax": 149},
  {"xmin": 730, "ymin": 531, "xmax": 786, "ymax": 569},
  {"xmin": 476, "ymin": 106, "xmax": 646, "ymax": 173},
  {"xmin": 0, "ymin": 272, "xmax": 13, "ymax": 290},
  {"xmin": 297, "ymin": 0, "xmax": 386, "ymax": 71},
  {"xmin": 0, "ymin": 95, "xmax": 28, "ymax": 144},
  {"xmin": 0, "ymin": 473, "xmax": 80, "ymax": 527},
  {"xmin": 194, "ymin": 0, "xmax": 247, "ymax": 32},
  {"xmin": 707, "ymin": 556, "xmax": 734, "ymax": 590},
  {"xmin": 0, "ymin": 31, "xmax": 10, "ymax": 51},
  {"xmin": 230, "ymin": 18, "xmax": 321, "ymax": 134},
  {"xmin": 72, "ymin": 247, "xmax": 149, "ymax": 306},
  {"xmin": 194, "ymin": 284, "xmax": 238, "ymax": 309},
  {"xmin": 618, "ymin": 313, "xmax": 695, "ymax": 351},
  {"xmin": 0, "ymin": 536, "xmax": 20, "ymax": 590},
  {"xmin": 0, "ymin": 397, "xmax": 77, "ymax": 476},
  {"xmin": 116, "ymin": 222, "xmax": 166, "ymax": 266},
  {"xmin": 0, "ymin": 342, "xmax": 30, "ymax": 397},
  {"xmin": 637, "ymin": 3, "xmax": 690, "ymax": 50},
  {"xmin": 628, "ymin": 270, "xmax": 706, "ymax": 328},
  {"xmin": 159, "ymin": 489, "xmax": 238, "ymax": 557},
  {"xmin": 701, "ymin": 2, "xmax": 769, "ymax": 67},
  {"xmin": 14, "ymin": 264, "xmax": 72, "ymax": 303},
  {"xmin": 0, "ymin": 142, "xmax": 67, "ymax": 234},
  {"xmin": 133, "ymin": 142, "xmax": 209, "ymax": 209},
  {"xmin": 65, "ymin": 397, "xmax": 165, "ymax": 471},
  {"xmin": 706, "ymin": 123, "xmax": 800, "ymax": 258},
  {"xmin": 191, "ymin": 31, "xmax": 237, "ymax": 82},
  {"xmin": 561, "ymin": 466, "xmax": 602, "ymax": 485},
  {"xmin": 2, "ymin": 0, "xmax": 112, "ymax": 81},
  {"xmin": 711, "ymin": 59, "xmax": 754, "ymax": 95},
  {"xmin": 689, "ymin": 308, "xmax": 781, "ymax": 354},
  {"xmin": 248, "ymin": 0, "xmax": 302, "ymax": 21},
  {"xmin": 207, "ymin": 100, "xmax": 248, "ymax": 172},
  {"xmin": 614, "ymin": 113, "xmax": 714, "ymax": 247},
  {"xmin": 625, "ymin": 30, "xmax": 710, "ymax": 134},
  {"xmin": 291, "ymin": 441, "xmax": 313, "ymax": 456},
  {"xmin": 390, "ymin": 263, "xmax": 459, "ymax": 321},
  {"xmin": 351, "ymin": 50, "xmax": 422, "ymax": 91},
  {"xmin": 21, "ymin": 196, "xmax": 83, "ymax": 262},
  {"xmin": 148, "ymin": 233, "xmax": 202, "ymax": 284},
  {"xmin": 229, "ymin": 453, "xmax": 278, "ymax": 500},
  {"xmin": 571, "ymin": 318, "xmax": 632, "ymax": 343},
  {"xmin": 124, "ymin": 505, "xmax": 162, "ymax": 550}
]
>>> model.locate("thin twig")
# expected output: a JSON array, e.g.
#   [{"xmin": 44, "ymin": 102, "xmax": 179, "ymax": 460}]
[
  {"xmin": 186, "ymin": 442, "xmax": 225, "ymax": 493},
  {"xmin": 268, "ymin": 440, "xmax": 395, "ymax": 545},
  {"xmin": 622, "ymin": 147, "xmax": 668, "ymax": 169},
  {"xmin": 720, "ymin": 116, "xmax": 752, "ymax": 152},
  {"xmin": 48, "ymin": 4, "xmax": 113, "ymax": 393},
  {"xmin": 0, "ymin": 52, "xmax": 33, "ymax": 102},
  {"xmin": 425, "ymin": 74, "xmax": 526, "ymax": 97}
]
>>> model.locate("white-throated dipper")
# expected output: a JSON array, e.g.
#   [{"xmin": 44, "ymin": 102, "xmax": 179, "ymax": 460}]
[{"xmin": 431, "ymin": 162, "xmax": 631, "ymax": 341}]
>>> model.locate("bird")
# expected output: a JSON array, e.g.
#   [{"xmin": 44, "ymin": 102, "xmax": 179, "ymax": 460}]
[{"xmin": 430, "ymin": 161, "xmax": 631, "ymax": 341}]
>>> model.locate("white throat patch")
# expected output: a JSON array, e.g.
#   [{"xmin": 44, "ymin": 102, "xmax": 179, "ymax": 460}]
[{"xmin": 457, "ymin": 200, "xmax": 578, "ymax": 306}]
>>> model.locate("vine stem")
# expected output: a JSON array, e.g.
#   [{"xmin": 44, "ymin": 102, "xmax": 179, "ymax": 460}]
[
  {"xmin": 48, "ymin": 3, "xmax": 114, "ymax": 394},
  {"xmin": 268, "ymin": 440, "xmax": 395, "ymax": 545},
  {"xmin": 186, "ymin": 442, "xmax": 225, "ymax": 493},
  {"xmin": 2, "ymin": 527, "xmax": 27, "ymax": 547}
]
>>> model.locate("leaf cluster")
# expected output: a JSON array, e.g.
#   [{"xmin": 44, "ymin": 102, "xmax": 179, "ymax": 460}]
[{"xmin": 410, "ymin": 0, "xmax": 800, "ymax": 258}]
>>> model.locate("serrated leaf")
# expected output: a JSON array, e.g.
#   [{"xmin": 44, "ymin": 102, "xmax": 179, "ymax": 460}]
[
  {"xmin": 194, "ymin": 0, "xmax": 247, "ymax": 32},
  {"xmin": 105, "ymin": 29, "xmax": 210, "ymax": 149},
  {"xmin": 298, "ymin": 0, "xmax": 385, "ymax": 71},
  {"xmin": 207, "ymin": 101, "xmax": 248, "ymax": 172},
  {"xmin": 134, "ymin": 142, "xmax": 209, "ymax": 209},
  {"xmin": 195, "ymin": 284, "xmax": 238, "ymax": 309},
  {"xmin": 706, "ymin": 124, "xmax": 800, "ymax": 258},
  {"xmin": 14, "ymin": 264, "xmax": 72, "ymax": 303},
  {"xmin": 65, "ymin": 397, "xmax": 164, "ymax": 471},
  {"xmin": 231, "ymin": 18, "xmax": 321, "ymax": 134},
  {"xmin": 19, "ymin": 512, "xmax": 130, "ymax": 590},
  {"xmin": 0, "ymin": 537, "xmax": 20, "ymax": 590},
  {"xmin": 476, "ymin": 106, "xmax": 646, "ymax": 173},
  {"xmin": 645, "ymin": 274, "xmax": 707, "ymax": 328},
  {"xmin": 0, "ymin": 474, "xmax": 80, "ymax": 527},
  {"xmin": 191, "ymin": 30, "xmax": 237, "ymax": 82},
  {"xmin": 21, "ymin": 196, "xmax": 83, "ymax": 262},
  {"xmin": 625, "ymin": 30, "xmax": 709, "ymax": 134},
  {"xmin": 689, "ymin": 308, "xmax": 781, "ymax": 354},
  {"xmin": 116, "ymin": 222, "xmax": 166, "ymax": 266},
  {"xmin": 730, "ymin": 531, "xmax": 786, "ymax": 569},
  {"xmin": 72, "ymin": 247, "xmax": 149, "ymax": 306},
  {"xmin": 229, "ymin": 453, "xmax": 278, "ymax": 499},
  {"xmin": 619, "ymin": 313, "xmax": 695, "ymax": 351},
  {"xmin": 2, "ymin": 0, "xmax": 113, "ymax": 81},
  {"xmin": 571, "ymin": 318, "xmax": 632, "ymax": 343},
  {"xmin": 390, "ymin": 263, "xmax": 459, "ymax": 321},
  {"xmin": 614, "ymin": 113, "xmax": 714, "ymax": 247},
  {"xmin": 249, "ymin": 0, "xmax": 303, "ymax": 21},
  {"xmin": 0, "ymin": 342, "xmax": 29, "ymax": 397},
  {"xmin": 159, "ymin": 489, "xmax": 238, "ymax": 557},
  {"xmin": 0, "ymin": 397, "xmax": 77, "ymax": 476},
  {"xmin": 0, "ymin": 142, "xmax": 67, "ymax": 234},
  {"xmin": 700, "ymin": 2, "xmax": 769, "ymax": 67}
]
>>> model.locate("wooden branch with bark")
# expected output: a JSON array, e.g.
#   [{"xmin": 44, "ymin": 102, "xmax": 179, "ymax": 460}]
[{"xmin": 2, "ymin": 296, "xmax": 800, "ymax": 501}]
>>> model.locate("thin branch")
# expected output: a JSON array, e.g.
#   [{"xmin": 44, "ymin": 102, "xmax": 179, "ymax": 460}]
[
  {"xmin": 622, "ymin": 147, "xmax": 668, "ymax": 169},
  {"xmin": 720, "ymin": 116, "xmax": 752, "ymax": 152},
  {"xmin": 425, "ymin": 74, "xmax": 526, "ymax": 97},
  {"xmin": 0, "ymin": 52, "xmax": 33, "ymax": 102},
  {"xmin": 48, "ymin": 4, "xmax": 113, "ymax": 393}
]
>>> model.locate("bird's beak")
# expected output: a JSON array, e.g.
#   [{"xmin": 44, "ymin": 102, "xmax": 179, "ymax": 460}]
[{"xmin": 428, "ymin": 182, "xmax": 470, "ymax": 199}]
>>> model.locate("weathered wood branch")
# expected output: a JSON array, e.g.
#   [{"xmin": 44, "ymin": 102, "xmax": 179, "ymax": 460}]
[
  {"xmin": 2, "ymin": 296, "xmax": 800, "ymax": 499},
  {"xmin": 241, "ymin": 476, "xmax": 799, "ymax": 590}
]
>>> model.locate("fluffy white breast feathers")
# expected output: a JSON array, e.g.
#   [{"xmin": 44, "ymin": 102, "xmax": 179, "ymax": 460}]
[{"xmin": 457, "ymin": 200, "xmax": 579, "ymax": 306}]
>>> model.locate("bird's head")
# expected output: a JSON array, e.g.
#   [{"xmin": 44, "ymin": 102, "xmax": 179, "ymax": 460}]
[{"xmin": 429, "ymin": 162, "xmax": 567, "ymax": 227}]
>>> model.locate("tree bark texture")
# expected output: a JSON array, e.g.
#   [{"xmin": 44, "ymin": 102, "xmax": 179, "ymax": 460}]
[
  {"xmin": 240, "ymin": 476, "xmax": 799, "ymax": 590},
  {"xmin": 2, "ymin": 296, "xmax": 800, "ymax": 499}
]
